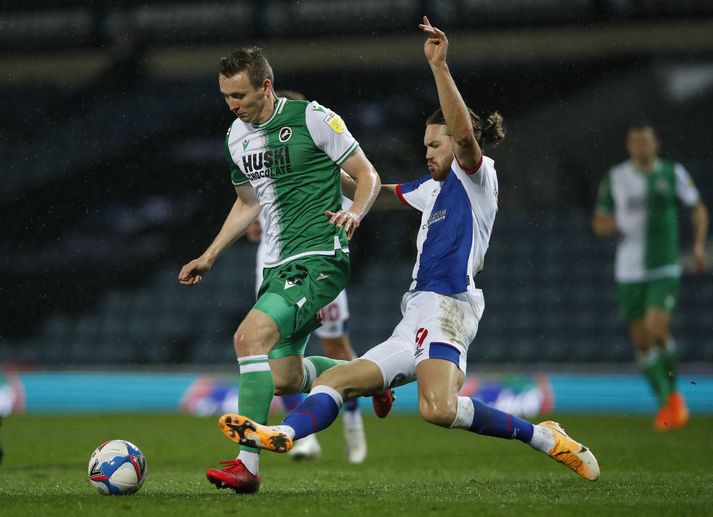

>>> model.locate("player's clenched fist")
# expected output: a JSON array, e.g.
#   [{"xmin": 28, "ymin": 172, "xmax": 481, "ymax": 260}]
[{"xmin": 178, "ymin": 256, "xmax": 212, "ymax": 285}]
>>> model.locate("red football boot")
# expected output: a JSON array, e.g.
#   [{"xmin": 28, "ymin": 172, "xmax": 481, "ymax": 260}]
[
  {"xmin": 667, "ymin": 392, "xmax": 690, "ymax": 429},
  {"xmin": 372, "ymin": 389, "xmax": 395, "ymax": 418},
  {"xmin": 206, "ymin": 459, "xmax": 260, "ymax": 494},
  {"xmin": 653, "ymin": 404, "xmax": 673, "ymax": 431}
]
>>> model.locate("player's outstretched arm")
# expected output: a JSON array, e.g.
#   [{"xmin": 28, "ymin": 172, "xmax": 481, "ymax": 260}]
[
  {"xmin": 326, "ymin": 149, "xmax": 381, "ymax": 239},
  {"xmin": 419, "ymin": 16, "xmax": 482, "ymax": 170},
  {"xmin": 691, "ymin": 200, "xmax": 709, "ymax": 272},
  {"xmin": 593, "ymin": 174, "xmax": 617, "ymax": 237},
  {"xmin": 340, "ymin": 171, "xmax": 407, "ymax": 211},
  {"xmin": 178, "ymin": 183, "xmax": 261, "ymax": 285}
]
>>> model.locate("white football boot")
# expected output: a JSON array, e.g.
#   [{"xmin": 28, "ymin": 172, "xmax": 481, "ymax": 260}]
[
  {"xmin": 343, "ymin": 410, "xmax": 367, "ymax": 464},
  {"xmin": 288, "ymin": 433, "xmax": 321, "ymax": 461}
]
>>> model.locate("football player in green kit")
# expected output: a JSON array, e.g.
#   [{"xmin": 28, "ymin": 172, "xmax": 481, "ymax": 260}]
[
  {"xmin": 179, "ymin": 48, "xmax": 386, "ymax": 492},
  {"xmin": 594, "ymin": 123, "xmax": 708, "ymax": 431}
]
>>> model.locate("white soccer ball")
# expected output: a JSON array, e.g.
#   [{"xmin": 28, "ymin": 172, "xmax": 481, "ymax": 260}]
[{"xmin": 87, "ymin": 439, "xmax": 147, "ymax": 495}]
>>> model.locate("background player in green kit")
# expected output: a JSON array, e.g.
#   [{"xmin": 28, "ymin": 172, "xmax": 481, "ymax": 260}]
[
  {"xmin": 593, "ymin": 123, "xmax": 709, "ymax": 431},
  {"xmin": 178, "ymin": 48, "xmax": 381, "ymax": 492}
]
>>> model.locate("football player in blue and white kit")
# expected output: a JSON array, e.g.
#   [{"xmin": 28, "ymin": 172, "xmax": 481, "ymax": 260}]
[{"xmin": 218, "ymin": 17, "xmax": 599, "ymax": 481}]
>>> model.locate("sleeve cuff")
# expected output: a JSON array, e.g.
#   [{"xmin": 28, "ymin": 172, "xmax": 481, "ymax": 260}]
[
  {"xmin": 395, "ymin": 184, "xmax": 412, "ymax": 207},
  {"xmin": 456, "ymin": 154, "xmax": 484, "ymax": 175},
  {"xmin": 335, "ymin": 142, "xmax": 359, "ymax": 166}
]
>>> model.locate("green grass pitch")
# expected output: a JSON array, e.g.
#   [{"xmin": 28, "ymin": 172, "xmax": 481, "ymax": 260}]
[{"xmin": 1, "ymin": 413, "xmax": 711, "ymax": 516}]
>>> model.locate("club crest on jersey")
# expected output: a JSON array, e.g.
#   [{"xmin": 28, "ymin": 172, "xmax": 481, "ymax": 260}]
[
  {"xmin": 324, "ymin": 112, "xmax": 345, "ymax": 134},
  {"xmin": 427, "ymin": 209, "xmax": 447, "ymax": 226},
  {"xmin": 279, "ymin": 127, "xmax": 292, "ymax": 143}
]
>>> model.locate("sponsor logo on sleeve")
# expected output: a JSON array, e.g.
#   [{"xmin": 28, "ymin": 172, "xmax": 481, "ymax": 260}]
[{"xmin": 324, "ymin": 111, "xmax": 346, "ymax": 134}]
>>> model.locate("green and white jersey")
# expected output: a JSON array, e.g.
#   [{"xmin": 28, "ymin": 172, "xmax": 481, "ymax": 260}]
[
  {"xmin": 225, "ymin": 97, "xmax": 359, "ymax": 267},
  {"xmin": 596, "ymin": 158, "xmax": 700, "ymax": 282}
]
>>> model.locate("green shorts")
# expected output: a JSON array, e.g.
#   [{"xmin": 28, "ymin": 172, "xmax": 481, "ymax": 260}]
[
  {"xmin": 254, "ymin": 250, "xmax": 350, "ymax": 360},
  {"xmin": 617, "ymin": 277, "xmax": 680, "ymax": 322}
]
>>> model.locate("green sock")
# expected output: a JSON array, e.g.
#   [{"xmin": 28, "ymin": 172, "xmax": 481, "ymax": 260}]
[
  {"xmin": 637, "ymin": 348, "xmax": 672, "ymax": 407},
  {"xmin": 238, "ymin": 355, "xmax": 274, "ymax": 454},
  {"xmin": 300, "ymin": 356, "xmax": 347, "ymax": 393},
  {"xmin": 661, "ymin": 337, "xmax": 679, "ymax": 394}
]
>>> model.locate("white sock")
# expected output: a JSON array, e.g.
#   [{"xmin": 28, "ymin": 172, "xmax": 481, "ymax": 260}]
[
  {"xmin": 236, "ymin": 450, "xmax": 260, "ymax": 475},
  {"xmin": 299, "ymin": 359, "xmax": 318, "ymax": 393},
  {"xmin": 310, "ymin": 384, "xmax": 344, "ymax": 407},
  {"xmin": 275, "ymin": 425, "xmax": 296, "ymax": 440},
  {"xmin": 529, "ymin": 424, "xmax": 555, "ymax": 454},
  {"xmin": 635, "ymin": 347, "xmax": 660, "ymax": 369},
  {"xmin": 664, "ymin": 336, "xmax": 677, "ymax": 354},
  {"xmin": 450, "ymin": 397, "xmax": 475, "ymax": 429},
  {"xmin": 343, "ymin": 406, "xmax": 364, "ymax": 430}
]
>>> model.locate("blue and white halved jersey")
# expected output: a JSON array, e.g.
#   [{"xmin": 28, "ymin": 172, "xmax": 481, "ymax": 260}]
[{"xmin": 395, "ymin": 155, "xmax": 498, "ymax": 296}]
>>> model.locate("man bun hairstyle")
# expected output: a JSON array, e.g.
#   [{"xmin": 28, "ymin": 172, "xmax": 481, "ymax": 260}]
[
  {"xmin": 426, "ymin": 108, "xmax": 506, "ymax": 147},
  {"xmin": 481, "ymin": 112, "xmax": 506, "ymax": 147},
  {"xmin": 218, "ymin": 47, "xmax": 274, "ymax": 89}
]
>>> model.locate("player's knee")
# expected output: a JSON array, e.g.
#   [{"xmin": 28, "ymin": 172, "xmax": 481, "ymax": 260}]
[
  {"xmin": 418, "ymin": 398, "xmax": 456, "ymax": 428},
  {"xmin": 273, "ymin": 382, "xmax": 296, "ymax": 397},
  {"xmin": 630, "ymin": 328, "xmax": 649, "ymax": 350},
  {"xmin": 314, "ymin": 365, "xmax": 370, "ymax": 401},
  {"xmin": 232, "ymin": 329, "xmax": 251, "ymax": 356},
  {"xmin": 233, "ymin": 328, "xmax": 270, "ymax": 357},
  {"xmin": 322, "ymin": 343, "xmax": 353, "ymax": 361},
  {"xmin": 632, "ymin": 337, "xmax": 650, "ymax": 351},
  {"xmin": 646, "ymin": 324, "xmax": 667, "ymax": 346},
  {"xmin": 313, "ymin": 367, "xmax": 347, "ymax": 396},
  {"xmin": 272, "ymin": 370, "xmax": 303, "ymax": 396}
]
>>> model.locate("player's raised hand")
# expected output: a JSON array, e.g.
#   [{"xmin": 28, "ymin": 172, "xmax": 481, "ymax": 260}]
[
  {"xmin": 325, "ymin": 210, "xmax": 360, "ymax": 241},
  {"xmin": 419, "ymin": 16, "xmax": 448, "ymax": 67},
  {"xmin": 178, "ymin": 256, "xmax": 212, "ymax": 285}
]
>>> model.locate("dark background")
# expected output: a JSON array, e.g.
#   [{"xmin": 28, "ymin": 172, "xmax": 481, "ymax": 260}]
[{"xmin": 1, "ymin": 0, "xmax": 712, "ymax": 368}]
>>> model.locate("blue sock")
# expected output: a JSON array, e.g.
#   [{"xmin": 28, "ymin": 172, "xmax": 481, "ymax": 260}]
[
  {"xmin": 281, "ymin": 393, "xmax": 305, "ymax": 412},
  {"xmin": 343, "ymin": 398, "xmax": 358, "ymax": 412},
  {"xmin": 469, "ymin": 398, "xmax": 534, "ymax": 443},
  {"xmin": 282, "ymin": 392, "xmax": 341, "ymax": 440}
]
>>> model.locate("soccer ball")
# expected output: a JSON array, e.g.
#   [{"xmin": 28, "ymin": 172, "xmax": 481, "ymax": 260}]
[{"xmin": 87, "ymin": 439, "xmax": 147, "ymax": 495}]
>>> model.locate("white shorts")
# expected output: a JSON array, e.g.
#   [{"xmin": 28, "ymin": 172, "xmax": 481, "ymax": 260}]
[
  {"xmin": 315, "ymin": 290, "xmax": 349, "ymax": 339},
  {"xmin": 360, "ymin": 290, "xmax": 484, "ymax": 390}
]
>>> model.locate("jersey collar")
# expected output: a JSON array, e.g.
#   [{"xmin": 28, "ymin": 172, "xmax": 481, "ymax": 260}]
[{"xmin": 252, "ymin": 97, "xmax": 286, "ymax": 129}]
